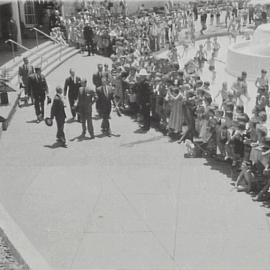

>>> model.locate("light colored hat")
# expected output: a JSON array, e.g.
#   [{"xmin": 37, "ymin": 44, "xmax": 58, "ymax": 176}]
[{"xmin": 138, "ymin": 69, "xmax": 149, "ymax": 76}]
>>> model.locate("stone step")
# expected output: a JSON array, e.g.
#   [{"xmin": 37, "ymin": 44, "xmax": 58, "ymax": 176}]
[
  {"xmin": 3, "ymin": 41, "xmax": 54, "ymax": 70},
  {"xmin": 0, "ymin": 46, "xmax": 79, "ymax": 132},
  {"xmin": 43, "ymin": 48, "xmax": 80, "ymax": 77},
  {"xmin": 9, "ymin": 44, "xmax": 70, "ymax": 83}
]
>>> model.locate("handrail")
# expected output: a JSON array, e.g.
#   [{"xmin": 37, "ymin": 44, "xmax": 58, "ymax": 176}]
[
  {"xmin": 5, "ymin": 39, "xmax": 30, "ymax": 51},
  {"xmin": 31, "ymin": 27, "xmax": 61, "ymax": 45}
]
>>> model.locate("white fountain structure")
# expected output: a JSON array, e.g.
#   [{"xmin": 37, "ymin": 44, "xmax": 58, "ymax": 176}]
[{"xmin": 226, "ymin": 24, "xmax": 270, "ymax": 80}]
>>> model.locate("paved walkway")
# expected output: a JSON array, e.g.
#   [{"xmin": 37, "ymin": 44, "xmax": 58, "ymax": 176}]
[{"xmin": 1, "ymin": 45, "xmax": 270, "ymax": 270}]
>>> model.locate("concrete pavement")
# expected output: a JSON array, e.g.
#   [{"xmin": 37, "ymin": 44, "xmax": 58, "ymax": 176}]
[{"xmin": 0, "ymin": 52, "xmax": 270, "ymax": 270}]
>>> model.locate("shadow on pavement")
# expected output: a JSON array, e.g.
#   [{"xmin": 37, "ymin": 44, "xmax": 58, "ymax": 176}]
[
  {"xmin": 70, "ymin": 135, "xmax": 94, "ymax": 142},
  {"xmin": 44, "ymin": 142, "xmax": 67, "ymax": 149},
  {"xmin": 134, "ymin": 128, "xmax": 149, "ymax": 134},
  {"xmin": 66, "ymin": 118, "xmax": 76, "ymax": 124},
  {"xmin": 120, "ymin": 135, "xmax": 164, "ymax": 148},
  {"xmin": 203, "ymin": 158, "xmax": 237, "ymax": 181},
  {"xmin": 95, "ymin": 133, "xmax": 121, "ymax": 138}
]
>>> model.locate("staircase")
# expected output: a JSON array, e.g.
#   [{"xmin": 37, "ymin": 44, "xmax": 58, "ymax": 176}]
[{"xmin": 0, "ymin": 41, "xmax": 80, "ymax": 133}]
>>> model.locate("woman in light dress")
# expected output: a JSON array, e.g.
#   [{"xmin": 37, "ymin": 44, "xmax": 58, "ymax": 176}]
[{"xmin": 167, "ymin": 85, "xmax": 184, "ymax": 134}]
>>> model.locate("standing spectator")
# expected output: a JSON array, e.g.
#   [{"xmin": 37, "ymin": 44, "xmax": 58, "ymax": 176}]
[
  {"xmin": 216, "ymin": 7, "xmax": 221, "ymax": 26},
  {"xmin": 18, "ymin": 57, "xmax": 34, "ymax": 104},
  {"xmin": 83, "ymin": 21, "xmax": 94, "ymax": 56},
  {"xmin": 136, "ymin": 69, "xmax": 151, "ymax": 131},
  {"xmin": 49, "ymin": 10, "xmax": 61, "ymax": 31},
  {"xmin": 50, "ymin": 86, "xmax": 67, "ymax": 147},
  {"xmin": 64, "ymin": 69, "xmax": 81, "ymax": 120},
  {"xmin": 249, "ymin": 5, "xmax": 254, "ymax": 24},
  {"xmin": 7, "ymin": 17, "xmax": 18, "ymax": 51},
  {"xmin": 28, "ymin": 66, "xmax": 49, "ymax": 123},
  {"xmin": 77, "ymin": 79, "xmax": 95, "ymax": 139},
  {"xmin": 193, "ymin": 3, "xmax": 198, "ymax": 21},
  {"xmin": 261, "ymin": 7, "xmax": 267, "ymax": 24},
  {"xmin": 225, "ymin": 5, "xmax": 231, "ymax": 27},
  {"xmin": 92, "ymin": 64, "xmax": 104, "ymax": 115},
  {"xmin": 200, "ymin": 9, "xmax": 207, "ymax": 35}
]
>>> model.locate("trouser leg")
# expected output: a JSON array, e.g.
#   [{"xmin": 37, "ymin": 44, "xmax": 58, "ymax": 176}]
[
  {"xmin": 87, "ymin": 115, "xmax": 94, "ymax": 136},
  {"xmin": 69, "ymin": 96, "xmax": 76, "ymax": 118},
  {"xmin": 40, "ymin": 99, "xmax": 45, "ymax": 118},
  {"xmin": 101, "ymin": 115, "xmax": 110, "ymax": 131},
  {"xmin": 34, "ymin": 97, "xmax": 40, "ymax": 117},
  {"xmin": 80, "ymin": 114, "xmax": 86, "ymax": 134},
  {"xmin": 142, "ymin": 104, "xmax": 150, "ymax": 129},
  {"xmin": 34, "ymin": 95, "xmax": 44, "ymax": 117},
  {"xmin": 56, "ymin": 120, "xmax": 65, "ymax": 142}
]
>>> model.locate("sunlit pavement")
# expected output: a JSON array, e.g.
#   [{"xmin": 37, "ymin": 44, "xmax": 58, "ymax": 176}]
[{"xmin": 1, "ymin": 40, "xmax": 270, "ymax": 270}]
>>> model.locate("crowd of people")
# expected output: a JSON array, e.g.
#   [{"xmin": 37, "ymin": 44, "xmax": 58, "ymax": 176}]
[{"xmin": 18, "ymin": 0, "xmax": 270, "ymax": 202}]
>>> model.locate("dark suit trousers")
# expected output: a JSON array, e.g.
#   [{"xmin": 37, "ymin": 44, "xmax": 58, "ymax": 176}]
[
  {"xmin": 85, "ymin": 39, "xmax": 93, "ymax": 55},
  {"xmin": 141, "ymin": 104, "xmax": 150, "ymax": 129},
  {"xmin": 56, "ymin": 118, "xmax": 66, "ymax": 142},
  {"xmin": 34, "ymin": 95, "xmax": 45, "ymax": 117},
  {"xmin": 101, "ymin": 113, "xmax": 110, "ymax": 131},
  {"xmin": 68, "ymin": 95, "xmax": 77, "ymax": 118},
  {"xmin": 81, "ymin": 113, "xmax": 94, "ymax": 136}
]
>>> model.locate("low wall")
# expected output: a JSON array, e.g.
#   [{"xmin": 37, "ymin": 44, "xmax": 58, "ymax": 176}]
[{"xmin": 226, "ymin": 41, "xmax": 270, "ymax": 80}]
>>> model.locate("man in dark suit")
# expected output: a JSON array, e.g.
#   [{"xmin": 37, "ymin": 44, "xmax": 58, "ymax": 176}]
[
  {"xmin": 50, "ymin": 86, "xmax": 67, "ymax": 147},
  {"xmin": 83, "ymin": 21, "xmax": 94, "ymax": 56},
  {"xmin": 64, "ymin": 68, "xmax": 81, "ymax": 120},
  {"xmin": 92, "ymin": 64, "xmax": 103, "ymax": 115},
  {"xmin": 77, "ymin": 78, "xmax": 96, "ymax": 138},
  {"xmin": 136, "ymin": 69, "xmax": 151, "ymax": 131},
  {"xmin": 18, "ymin": 57, "xmax": 34, "ymax": 104},
  {"xmin": 28, "ymin": 66, "xmax": 49, "ymax": 123},
  {"xmin": 96, "ymin": 76, "xmax": 114, "ymax": 136}
]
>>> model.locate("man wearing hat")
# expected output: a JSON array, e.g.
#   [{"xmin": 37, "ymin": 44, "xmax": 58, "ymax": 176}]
[
  {"xmin": 136, "ymin": 68, "xmax": 152, "ymax": 131},
  {"xmin": 18, "ymin": 57, "xmax": 34, "ymax": 104},
  {"xmin": 28, "ymin": 66, "xmax": 49, "ymax": 123},
  {"xmin": 50, "ymin": 86, "xmax": 66, "ymax": 147},
  {"xmin": 76, "ymin": 78, "xmax": 95, "ymax": 139}
]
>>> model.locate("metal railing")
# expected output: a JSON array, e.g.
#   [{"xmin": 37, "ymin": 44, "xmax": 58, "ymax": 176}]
[
  {"xmin": 5, "ymin": 39, "xmax": 30, "ymax": 61},
  {"xmin": 31, "ymin": 27, "xmax": 65, "ymax": 61},
  {"xmin": 4, "ymin": 39, "xmax": 48, "ymax": 76},
  {"xmin": 31, "ymin": 27, "xmax": 60, "ymax": 46}
]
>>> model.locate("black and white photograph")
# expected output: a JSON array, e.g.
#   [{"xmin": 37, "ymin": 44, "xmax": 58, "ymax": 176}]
[{"xmin": 0, "ymin": 0, "xmax": 270, "ymax": 269}]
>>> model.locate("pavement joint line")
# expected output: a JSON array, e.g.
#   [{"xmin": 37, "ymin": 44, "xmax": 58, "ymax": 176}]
[
  {"xmin": 0, "ymin": 203, "xmax": 52, "ymax": 270},
  {"xmin": 110, "ymin": 177, "xmax": 182, "ymax": 269}
]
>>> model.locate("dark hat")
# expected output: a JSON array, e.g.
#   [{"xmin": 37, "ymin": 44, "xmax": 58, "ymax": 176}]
[{"xmin": 45, "ymin": 117, "xmax": 53, "ymax": 127}]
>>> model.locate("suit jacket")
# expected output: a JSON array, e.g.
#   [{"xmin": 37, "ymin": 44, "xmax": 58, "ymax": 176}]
[
  {"xmin": 28, "ymin": 73, "xmax": 48, "ymax": 98},
  {"xmin": 64, "ymin": 76, "xmax": 81, "ymax": 99},
  {"xmin": 135, "ymin": 80, "xmax": 151, "ymax": 105},
  {"xmin": 19, "ymin": 64, "xmax": 34, "ymax": 86},
  {"xmin": 77, "ymin": 87, "xmax": 96, "ymax": 115},
  {"xmin": 83, "ymin": 26, "xmax": 94, "ymax": 41},
  {"xmin": 92, "ymin": 72, "xmax": 103, "ymax": 88},
  {"xmin": 51, "ymin": 94, "xmax": 66, "ymax": 122},
  {"xmin": 96, "ymin": 85, "xmax": 113, "ymax": 115}
]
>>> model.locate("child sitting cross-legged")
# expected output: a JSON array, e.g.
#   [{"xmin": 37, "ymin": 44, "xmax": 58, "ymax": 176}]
[{"xmin": 235, "ymin": 160, "xmax": 255, "ymax": 193}]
